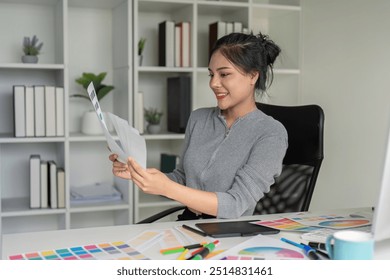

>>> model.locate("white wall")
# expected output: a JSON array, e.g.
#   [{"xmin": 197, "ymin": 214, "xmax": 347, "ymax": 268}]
[{"xmin": 301, "ymin": 0, "xmax": 390, "ymax": 210}]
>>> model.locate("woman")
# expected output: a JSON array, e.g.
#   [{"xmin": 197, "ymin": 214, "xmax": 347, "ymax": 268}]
[{"xmin": 109, "ymin": 32, "xmax": 287, "ymax": 220}]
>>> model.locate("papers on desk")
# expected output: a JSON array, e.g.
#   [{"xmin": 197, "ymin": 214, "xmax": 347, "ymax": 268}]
[
  {"xmin": 70, "ymin": 183, "xmax": 122, "ymax": 205},
  {"xmin": 210, "ymin": 234, "xmax": 308, "ymax": 260},
  {"xmin": 251, "ymin": 213, "xmax": 372, "ymax": 232},
  {"xmin": 86, "ymin": 82, "xmax": 146, "ymax": 167},
  {"xmin": 128, "ymin": 226, "xmax": 215, "ymax": 259}
]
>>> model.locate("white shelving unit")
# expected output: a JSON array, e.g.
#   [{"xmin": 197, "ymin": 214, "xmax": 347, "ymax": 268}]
[
  {"xmin": 132, "ymin": 0, "xmax": 301, "ymax": 222},
  {"xmin": 0, "ymin": 0, "xmax": 301, "ymax": 243},
  {"xmin": 0, "ymin": 0, "xmax": 133, "ymax": 253}
]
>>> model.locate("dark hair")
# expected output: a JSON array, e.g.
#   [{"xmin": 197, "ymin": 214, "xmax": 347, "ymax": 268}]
[{"xmin": 209, "ymin": 32, "xmax": 281, "ymax": 95}]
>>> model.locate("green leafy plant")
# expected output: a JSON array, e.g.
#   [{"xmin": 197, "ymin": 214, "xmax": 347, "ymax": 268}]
[
  {"xmin": 23, "ymin": 35, "xmax": 43, "ymax": 56},
  {"xmin": 138, "ymin": 38, "xmax": 146, "ymax": 56},
  {"xmin": 73, "ymin": 72, "xmax": 114, "ymax": 101},
  {"xmin": 144, "ymin": 107, "xmax": 163, "ymax": 125}
]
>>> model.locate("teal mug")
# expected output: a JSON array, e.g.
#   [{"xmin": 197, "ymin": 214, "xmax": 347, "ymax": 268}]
[{"xmin": 325, "ymin": 230, "xmax": 374, "ymax": 260}]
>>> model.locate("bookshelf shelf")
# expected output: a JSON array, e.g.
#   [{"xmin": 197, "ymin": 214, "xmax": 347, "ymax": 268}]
[{"xmin": 1, "ymin": 197, "xmax": 66, "ymax": 217}]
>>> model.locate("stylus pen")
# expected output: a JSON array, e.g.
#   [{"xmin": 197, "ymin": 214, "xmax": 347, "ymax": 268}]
[{"xmin": 182, "ymin": 224, "xmax": 207, "ymax": 237}]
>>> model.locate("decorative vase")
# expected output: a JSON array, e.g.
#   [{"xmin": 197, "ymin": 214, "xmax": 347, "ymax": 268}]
[
  {"xmin": 147, "ymin": 124, "xmax": 161, "ymax": 134},
  {"xmin": 22, "ymin": 55, "xmax": 38, "ymax": 64},
  {"xmin": 138, "ymin": 55, "xmax": 143, "ymax": 66}
]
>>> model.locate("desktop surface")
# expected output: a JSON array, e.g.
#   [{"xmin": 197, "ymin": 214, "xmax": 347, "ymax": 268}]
[{"xmin": 2, "ymin": 207, "xmax": 389, "ymax": 260}]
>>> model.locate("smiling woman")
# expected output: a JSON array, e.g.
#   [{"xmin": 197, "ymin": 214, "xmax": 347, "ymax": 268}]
[{"xmin": 109, "ymin": 32, "xmax": 287, "ymax": 220}]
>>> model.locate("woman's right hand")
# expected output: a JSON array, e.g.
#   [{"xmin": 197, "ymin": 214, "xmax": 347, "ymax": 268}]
[{"xmin": 109, "ymin": 154, "xmax": 131, "ymax": 180}]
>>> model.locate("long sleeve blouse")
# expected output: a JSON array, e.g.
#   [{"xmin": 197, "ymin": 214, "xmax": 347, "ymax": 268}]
[{"xmin": 167, "ymin": 107, "xmax": 288, "ymax": 218}]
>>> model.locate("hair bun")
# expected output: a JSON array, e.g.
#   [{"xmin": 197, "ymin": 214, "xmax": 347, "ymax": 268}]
[{"xmin": 257, "ymin": 32, "xmax": 281, "ymax": 66}]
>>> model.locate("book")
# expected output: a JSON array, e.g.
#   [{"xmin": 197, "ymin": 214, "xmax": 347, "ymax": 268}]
[
  {"xmin": 233, "ymin": 21, "xmax": 243, "ymax": 33},
  {"xmin": 55, "ymin": 87, "xmax": 64, "ymax": 136},
  {"xmin": 226, "ymin": 22, "xmax": 233, "ymax": 35},
  {"xmin": 57, "ymin": 168, "xmax": 65, "ymax": 208},
  {"xmin": 30, "ymin": 155, "xmax": 41, "ymax": 208},
  {"xmin": 158, "ymin": 20, "xmax": 175, "ymax": 67},
  {"xmin": 160, "ymin": 153, "xmax": 179, "ymax": 173},
  {"xmin": 209, "ymin": 21, "xmax": 226, "ymax": 56},
  {"xmin": 44, "ymin": 86, "xmax": 56, "ymax": 137},
  {"xmin": 174, "ymin": 25, "xmax": 181, "ymax": 67},
  {"xmin": 167, "ymin": 76, "xmax": 191, "ymax": 133},
  {"xmin": 177, "ymin": 21, "xmax": 191, "ymax": 67},
  {"xmin": 40, "ymin": 160, "xmax": 48, "ymax": 208},
  {"xmin": 25, "ymin": 86, "xmax": 35, "ymax": 137},
  {"xmin": 48, "ymin": 161, "xmax": 57, "ymax": 208},
  {"xmin": 134, "ymin": 91, "xmax": 144, "ymax": 134},
  {"xmin": 13, "ymin": 85, "xmax": 26, "ymax": 137},
  {"xmin": 34, "ymin": 85, "xmax": 45, "ymax": 137}
]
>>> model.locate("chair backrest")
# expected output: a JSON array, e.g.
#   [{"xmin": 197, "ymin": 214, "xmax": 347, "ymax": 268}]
[{"xmin": 254, "ymin": 102, "xmax": 324, "ymax": 214}]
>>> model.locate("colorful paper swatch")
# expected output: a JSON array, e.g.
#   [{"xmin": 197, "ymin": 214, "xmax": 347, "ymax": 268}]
[
  {"xmin": 252, "ymin": 217, "xmax": 321, "ymax": 232},
  {"xmin": 212, "ymin": 234, "xmax": 308, "ymax": 260},
  {"xmin": 223, "ymin": 247, "xmax": 305, "ymax": 260},
  {"xmin": 289, "ymin": 215, "xmax": 371, "ymax": 229},
  {"xmin": 8, "ymin": 241, "xmax": 149, "ymax": 260}
]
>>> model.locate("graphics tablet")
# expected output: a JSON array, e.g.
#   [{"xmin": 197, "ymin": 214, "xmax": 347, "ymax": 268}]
[{"xmin": 195, "ymin": 220, "xmax": 280, "ymax": 238}]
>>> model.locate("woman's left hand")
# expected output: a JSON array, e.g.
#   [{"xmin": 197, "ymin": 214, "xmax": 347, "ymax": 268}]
[{"xmin": 127, "ymin": 157, "xmax": 171, "ymax": 196}]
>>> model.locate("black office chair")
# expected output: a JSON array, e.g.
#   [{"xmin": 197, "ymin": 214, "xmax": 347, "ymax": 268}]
[
  {"xmin": 253, "ymin": 102, "xmax": 324, "ymax": 214},
  {"xmin": 137, "ymin": 103, "xmax": 324, "ymax": 223}
]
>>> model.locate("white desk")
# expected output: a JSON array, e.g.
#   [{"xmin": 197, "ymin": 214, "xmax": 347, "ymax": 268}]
[{"xmin": 2, "ymin": 207, "xmax": 389, "ymax": 260}]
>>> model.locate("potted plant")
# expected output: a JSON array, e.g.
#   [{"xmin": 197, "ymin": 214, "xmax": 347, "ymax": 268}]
[
  {"xmin": 73, "ymin": 72, "xmax": 115, "ymax": 135},
  {"xmin": 144, "ymin": 107, "xmax": 163, "ymax": 134},
  {"xmin": 22, "ymin": 35, "xmax": 43, "ymax": 63},
  {"xmin": 138, "ymin": 37, "xmax": 146, "ymax": 66}
]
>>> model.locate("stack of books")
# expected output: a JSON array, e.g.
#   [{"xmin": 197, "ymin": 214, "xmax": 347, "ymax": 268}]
[
  {"xmin": 29, "ymin": 154, "xmax": 65, "ymax": 209},
  {"xmin": 209, "ymin": 21, "xmax": 248, "ymax": 56},
  {"xmin": 13, "ymin": 85, "xmax": 64, "ymax": 138},
  {"xmin": 158, "ymin": 20, "xmax": 191, "ymax": 68}
]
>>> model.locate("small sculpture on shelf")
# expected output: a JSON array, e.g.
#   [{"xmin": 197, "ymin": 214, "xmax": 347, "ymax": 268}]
[
  {"xmin": 138, "ymin": 37, "xmax": 146, "ymax": 66},
  {"xmin": 144, "ymin": 107, "xmax": 163, "ymax": 134},
  {"xmin": 72, "ymin": 72, "xmax": 115, "ymax": 135},
  {"xmin": 22, "ymin": 35, "xmax": 43, "ymax": 63}
]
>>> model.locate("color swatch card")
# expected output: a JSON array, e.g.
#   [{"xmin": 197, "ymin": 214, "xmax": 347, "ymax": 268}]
[
  {"xmin": 8, "ymin": 241, "xmax": 149, "ymax": 260},
  {"xmin": 211, "ymin": 234, "xmax": 308, "ymax": 260},
  {"xmin": 288, "ymin": 214, "xmax": 371, "ymax": 229},
  {"xmin": 252, "ymin": 217, "xmax": 321, "ymax": 232},
  {"xmin": 128, "ymin": 227, "xmax": 214, "ymax": 259}
]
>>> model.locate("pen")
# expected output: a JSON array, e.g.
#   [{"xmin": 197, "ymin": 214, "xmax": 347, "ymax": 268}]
[
  {"xmin": 187, "ymin": 240, "xmax": 219, "ymax": 260},
  {"xmin": 182, "ymin": 224, "xmax": 207, "ymax": 237},
  {"xmin": 304, "ymin": 245, "xmax": 329, "ymax": 259},
  {"xmin": 280, "ymin": 238, "xmax": 320, "ymax": 260},
  {"xmin": 177, "ymin": 249, "xmax": 189, "ymax": 260},
  {"xmin": 160, "ymin": 242, "xmax": 206, "ymax": 255},
  {"xmin": 308, "ymin": 242, "xmax": 326, "ymax": 251}
]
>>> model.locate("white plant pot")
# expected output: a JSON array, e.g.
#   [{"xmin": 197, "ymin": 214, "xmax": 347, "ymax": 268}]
[
  {"xmin": 147, "ymin": 124, "xmax": 161, "ymax": 134},
  {"xmin": 22, "ymin": 55, "xmax": 38, "ymax": 63},
  {"xmin": 81, "ymin": 111, "xmax": 113, "ymax": 135}
]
